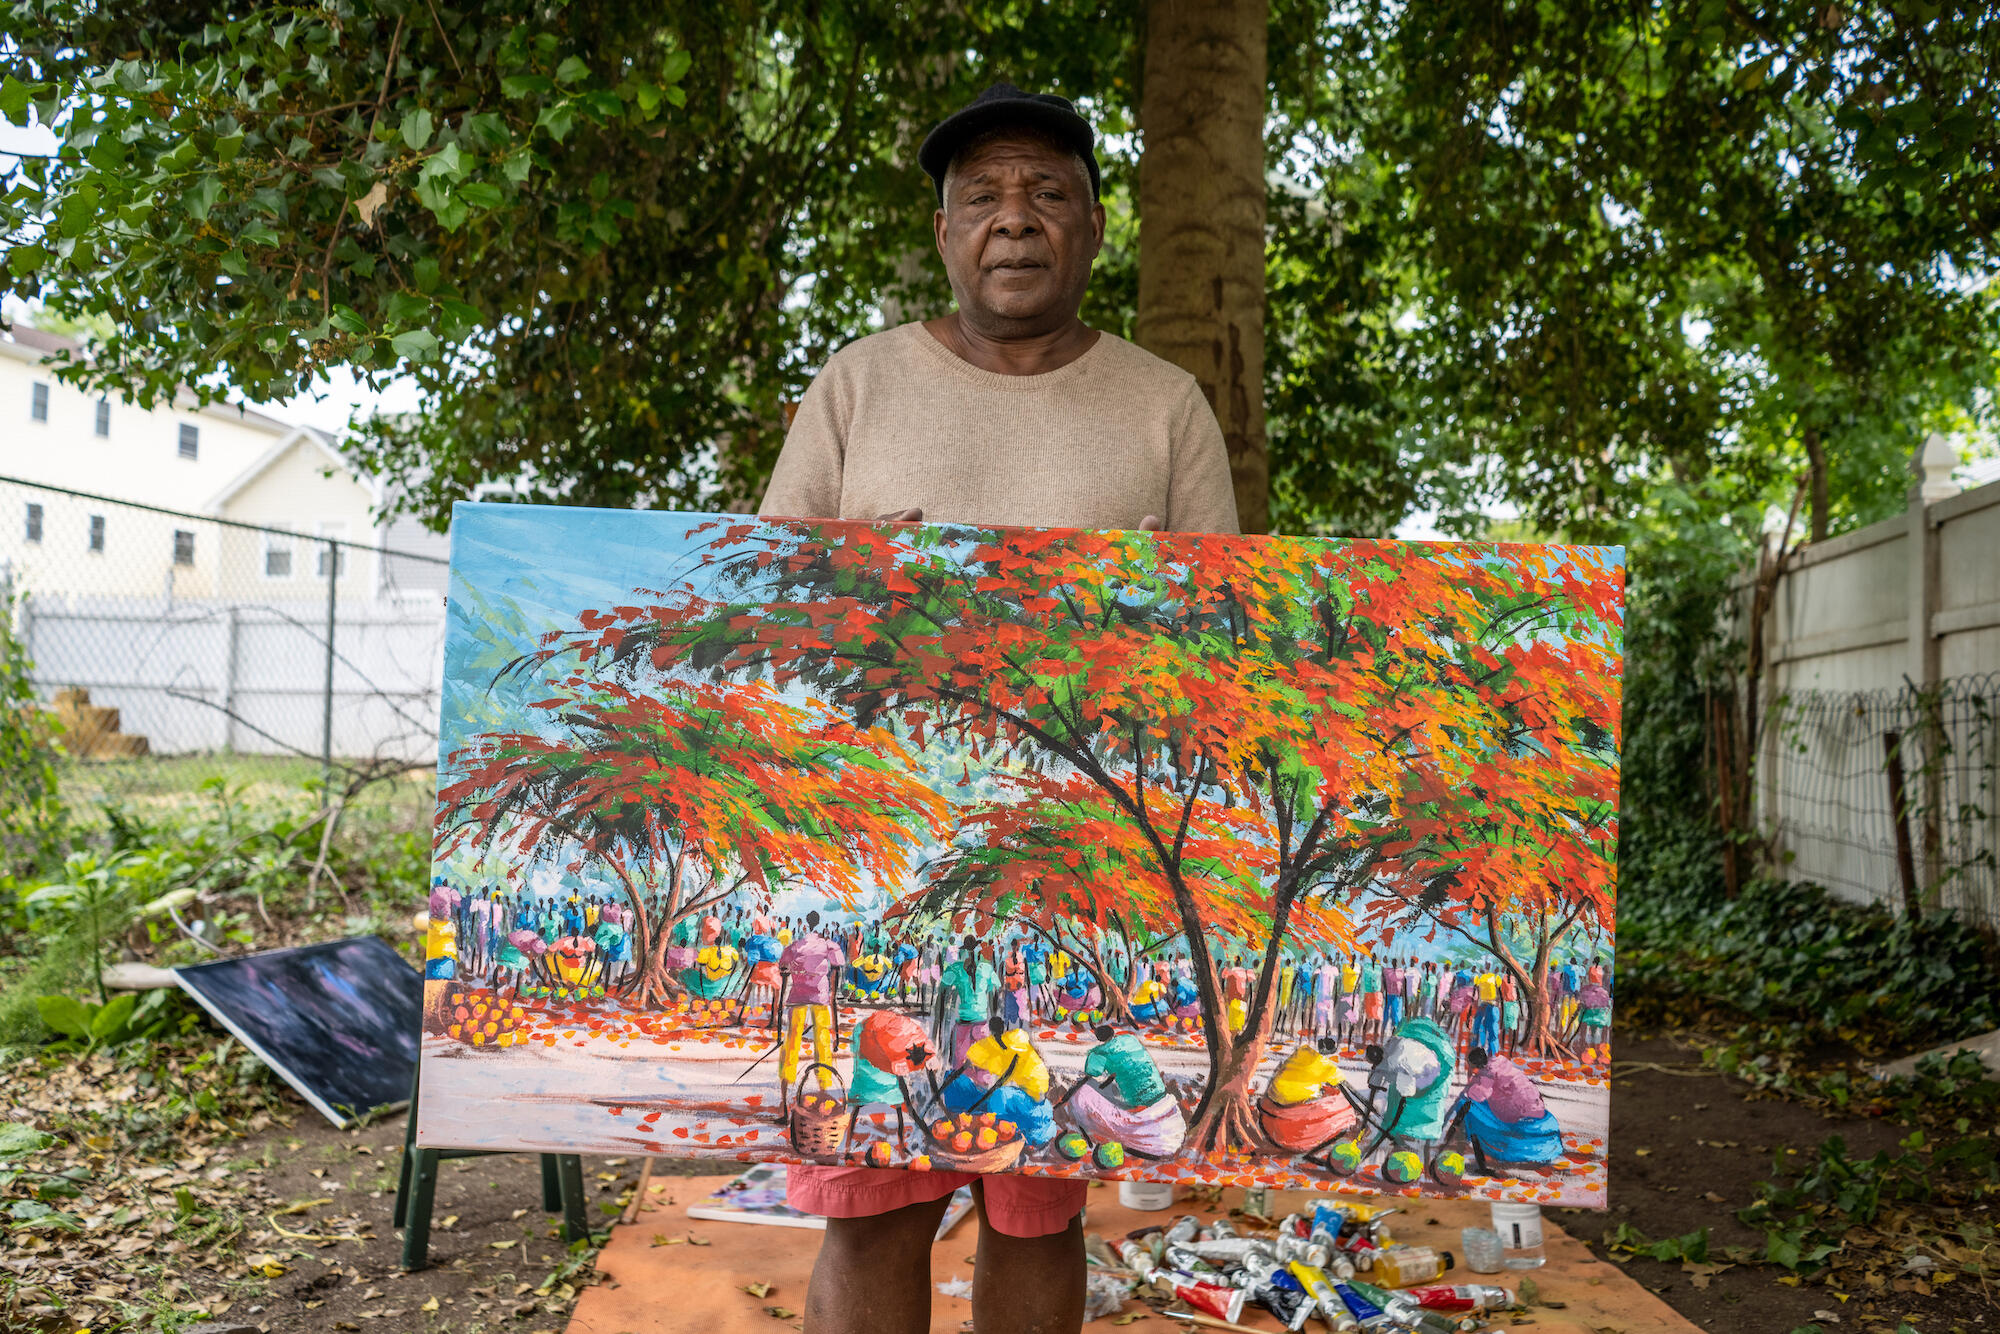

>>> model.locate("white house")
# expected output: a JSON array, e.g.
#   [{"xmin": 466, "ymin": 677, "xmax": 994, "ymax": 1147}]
[
  {"xmin": 0, "ymin": 324, "xmax": 449, "ymax": 762},
  {"xmin": 0, "ymin": 323, "xmax": 450, "ymax": 603}
]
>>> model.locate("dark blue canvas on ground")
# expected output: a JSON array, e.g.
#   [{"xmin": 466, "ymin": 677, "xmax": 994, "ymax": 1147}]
[{"xmin": 175, "ymin": 936, "xmax": 422, "ymax": 1127}]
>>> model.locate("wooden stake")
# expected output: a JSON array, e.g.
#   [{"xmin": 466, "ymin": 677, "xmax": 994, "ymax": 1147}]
[{"xmin": 620, "ymin": 1158, "xmax": 656, "ymax": 1225}]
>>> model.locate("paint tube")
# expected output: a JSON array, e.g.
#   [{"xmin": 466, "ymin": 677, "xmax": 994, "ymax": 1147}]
[
  {"xmin": 1272, "ymin": 1230, "xmax": 1331, "ymax": 1268},
  {"xmin": 1161, "ymin": 1270, "xmax": 1246, "ymax": 1323},
  {"xmin": 1275, "ymin": 1277, "xmax": 1320, "ymax": 1331},
  {"xmin": 1202, "ymin": 1216, "xmax": 1240, "ymax": 1239},
  {"xmin": 1117, "ymin": 1238, "xmax": 1163, "ymax": 1283},
  {"xmin": 1181, "ymin": 1237, "xmax": 1263, "ymax": 1266},
  {"xmin": 1165, "ymin": 1214, "xmax": 1203, "ymax": 1247},
  {"xmin": 1163, "ymin": 1244, "xmax": 1223, "ymax": 1277},
  {"xmin": 1231, "ymin": 1266, "xmax": 1311, "ymax": 1331},
  {"xmin": 1285, "ymin": 1260, "xmax": 1349, "ymax": 1324},
  {"xmin": 1401, "ymin": 1284, "xmax": 1513, "ymax": 1313},
  {"xmin": 1342, "ymin": 1280, "xmax": 1464, "ymax": 1334},
  {"xmin": 1332, "ymin": 1280, "xmax": 1415, "ymax": 1330}
]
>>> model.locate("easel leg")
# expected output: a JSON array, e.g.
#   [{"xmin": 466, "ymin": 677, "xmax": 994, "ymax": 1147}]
[
  {"xmin": 393, "ymin": 1059, "xmax": 421, "ymax": 1229},
  {"xmin": 541, "ymin": 1154, "xmax": 562, "ymax": 1213},
  {"xmin": 400, "ymin": 1148, "xmax": 440, "ymax": 1272},
  {"xmin": 557, "ymin": 1154, "xmax": 589, "ymax": 1243}
]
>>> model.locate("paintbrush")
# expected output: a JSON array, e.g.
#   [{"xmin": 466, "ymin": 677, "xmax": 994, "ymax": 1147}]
[{"xmin": 1161, "ymin": 1308, "xmax": 1273, "ymax": 1334}]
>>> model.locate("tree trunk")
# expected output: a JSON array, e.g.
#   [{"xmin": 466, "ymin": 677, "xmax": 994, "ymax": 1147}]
[
  {"xmin": 1136, "ymin": 0, "xmax": 1270, "ymax": 533},
  {"xmin": 1803, "ymin": 427, "xmax": 1829, "ymax": 543}
]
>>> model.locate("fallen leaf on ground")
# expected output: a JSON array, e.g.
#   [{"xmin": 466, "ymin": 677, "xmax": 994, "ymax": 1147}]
[
  {"xmin": 744, "ymin": 1282, "xmax": 772, "ymax": 1298},
  {"xmin": 765, "ymin": 1307, "xmax": 797, "ymax": 1319}
]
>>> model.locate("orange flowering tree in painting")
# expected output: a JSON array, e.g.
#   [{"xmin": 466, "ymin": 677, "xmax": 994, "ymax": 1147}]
[
  {"xmin": 898, "ymin": 770, "xmax": 1357, "ymax": 1029},
  {"xmin": 435, "ymin": 673, "xmax": 949, "ymax": 1009},
  {"xmin": 535, "ymin": 520, "xmax": 1623, "ymax": 1152}
]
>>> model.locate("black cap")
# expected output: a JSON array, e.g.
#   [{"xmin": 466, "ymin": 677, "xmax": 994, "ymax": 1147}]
[{"xmin": 919, "ymin": 81, "xmax": 1100, "ymax": 204}]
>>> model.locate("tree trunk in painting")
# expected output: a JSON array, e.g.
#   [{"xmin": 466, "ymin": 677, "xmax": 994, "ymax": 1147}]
[
  {"xmin": 1137, "ymin": 0, "xmax": 1270, "ymax": 533},
  {"xmin": 1486, "ymin": 905, "xmax": 1579, "ymax": 1061},
  {"xmin": 1189, "ymin": 1005, "xmax": 1278, "ymax": 1154}
]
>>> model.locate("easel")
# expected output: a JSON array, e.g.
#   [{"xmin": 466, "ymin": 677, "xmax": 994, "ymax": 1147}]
[{"xmin": 392, "ymin": 1054, "xmax": 590, "ymax": 1271}]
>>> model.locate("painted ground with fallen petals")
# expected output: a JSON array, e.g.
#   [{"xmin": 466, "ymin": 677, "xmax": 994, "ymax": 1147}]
[{"xmin": 418, "ymin": 989, "xmax": 1609, "ymax": 1208}]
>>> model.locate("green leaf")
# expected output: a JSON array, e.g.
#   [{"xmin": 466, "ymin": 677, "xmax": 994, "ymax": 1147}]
[
  {"xmin": 0, "ymin": 1123, "xmax": 54, "ymax": 1155},
  {"xmin": 1733, "ymin": 56, "xmax": 1772, "ymax": 92},
  {"xmin": 556, "ymin": 56, "xmax": 591, "ymax": 86},
  {"xmin": 0, "ymin": 75, "xmax": 33, "ymax": 125},
  {"xmin": 185, "ymin": 174, "xmax": 224, "ymax": 222},
  {"xmin": 7, "ymin": 242, "xmax": 47, "ymax": 277},
  {"xmin": 661, "ymin": 49, "xmax": 692, "ymax": 84},
  {"xmin": 34, "ymin": 995, "xmax": 91, "ymax": 1039},
  {"xmin": 535, "ymin": 103, "xmax": 576, "ymax": 143},
  {"xmin": 400, "ymin": 107, "xmax": 434, "ymax": 151},
  {"xmin": 214, "ymin": 130, "xmax": 245, "ymax": 164},
  {"xmin": 500, "ymin": 74, "xmax": 554, "ymax": 99},
  {"xmin": 88, "ymin": 993, "xmax": 137, "ymax": 1044},
  {"xmin": 390, "ymin": 328, "xmax": 439, "ymax": 362}
]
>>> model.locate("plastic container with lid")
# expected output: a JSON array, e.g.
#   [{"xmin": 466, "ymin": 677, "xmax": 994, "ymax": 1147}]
[{"xmin": 1490, "ymin": 1201, "xmax": 1547, "ymax": 1269}]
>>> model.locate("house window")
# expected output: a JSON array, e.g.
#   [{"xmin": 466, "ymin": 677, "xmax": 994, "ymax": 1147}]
[
  {"xmin": 315, "ymin": 521, "xmax": 349, "ymax": 578},
  {"xmin": 178, "ymin": 423, "xmax": 199, "ymax": 459},
  {"xmin": 24, "ymin": 502, "xmax": 43, "ymax": 543},
  {"xmin": 94, "ymin": 399, "xmax": 110, "ymax": 437},
  {"xmin": 172, "ymin": 530, "xmax": 195, "ymax": 566},
  {"xmin": 87, "ymin": 514, "xmax": 104, "ymax": 553},
  {"xmin": 262, "ymin": 530, "xmax": 293, "ymax": 578},
  {"xmin": 30, "ymin": 382, "xmax": 48, "ymax": 421}
]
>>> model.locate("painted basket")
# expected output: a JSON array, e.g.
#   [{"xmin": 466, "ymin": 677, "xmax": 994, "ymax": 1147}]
[
  {"xmin": 788, "ymin": 1063, "xmax": 852, "ymax": 1162},
  {"xmin": 927, "ymin": 1135, "xmax": 1026, "ymax": 1174}
]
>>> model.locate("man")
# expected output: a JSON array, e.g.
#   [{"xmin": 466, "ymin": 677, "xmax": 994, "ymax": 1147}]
[
  {"xmin": 938, "ymin": 935, "xmax": 1003, "ymax": 1064},
  {"xmin": 759, "ymin": 81, "xmax": 1238, "ymax": 1334},
  {"xmin": 776, "ymin": 910, "xmax": 846, "ymax": 1094},
  {"xmin": 1061, "ymin": 1022, "xmax": 1187, "ymax": 1159}
]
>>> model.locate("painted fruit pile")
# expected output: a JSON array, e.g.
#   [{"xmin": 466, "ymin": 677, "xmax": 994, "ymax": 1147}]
[
  {"xmin": 444, "ymin": 990, "xmax": 527, "ymax": 1047},
  {"xmin": 928, "ymin": 1111, "xmax": 1018, "ymax": 1156}
]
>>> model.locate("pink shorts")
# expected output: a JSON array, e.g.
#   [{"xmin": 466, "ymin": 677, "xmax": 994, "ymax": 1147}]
[{"xmin": 787, "ymin": 1164, "xmax": 1086, "ymax": 1238}]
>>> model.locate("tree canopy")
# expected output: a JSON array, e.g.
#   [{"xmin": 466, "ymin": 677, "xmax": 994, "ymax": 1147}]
[{"xmin": 3, "ymin": 0, "xmax": 1995, "ymax": 541}]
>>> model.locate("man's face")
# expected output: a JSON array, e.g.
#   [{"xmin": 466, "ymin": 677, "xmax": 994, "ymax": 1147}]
[{"xmin": 935, "ymin": 134, "xmax": 1104, "ymax": 334}]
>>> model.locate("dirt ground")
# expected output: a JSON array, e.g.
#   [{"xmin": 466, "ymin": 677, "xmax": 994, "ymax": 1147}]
[{"xmin": 1560, "ymin": 1032, "xmax": 1991, "ymax": 1334}]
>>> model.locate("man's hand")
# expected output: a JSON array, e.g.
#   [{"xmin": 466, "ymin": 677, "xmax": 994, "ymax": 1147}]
[{"xmin": 878, "ymin": 508, "xmax": 923, "ymax": 523}]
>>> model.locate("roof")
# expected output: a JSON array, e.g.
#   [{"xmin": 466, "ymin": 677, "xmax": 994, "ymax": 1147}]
[
  {"xmin": 201, "ymin": 426, "xmax": 376, "ymax": 514},
  {"xmin": 0, "ymin": 322, "xmax": 298, "ymax": 436}
]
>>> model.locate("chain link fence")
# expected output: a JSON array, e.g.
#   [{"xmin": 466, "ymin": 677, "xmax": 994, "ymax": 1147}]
[
  {"xmin": 1763, "ymin": 672, "xmax": 2000, "ymax": 931},
  {"xmin": 0, "ymin": 475, "xmax": 447, "ymax": 818}
]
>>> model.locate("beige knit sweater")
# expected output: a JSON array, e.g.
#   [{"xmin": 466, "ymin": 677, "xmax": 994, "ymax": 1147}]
[{"xmin": 758, "ymin": 321, "xmax": 1241, "ymax": 535}]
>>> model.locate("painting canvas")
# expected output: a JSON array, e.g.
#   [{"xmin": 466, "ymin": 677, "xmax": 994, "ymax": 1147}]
[
  {"xmin": 176, "ymin": 936, "xmax": 422, "ymax": 1126},
  {"xmin": 417, "ymin": 504, "xmax": 1622, "ymax": 1208}
]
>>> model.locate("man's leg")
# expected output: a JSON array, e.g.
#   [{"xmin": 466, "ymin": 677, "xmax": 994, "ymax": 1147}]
[
  {"xmin": 971, "ymin": 1193, "xmax": 1086, "ymax": 1334},
  {"xmin": 781, "ymin": 1005, "xmax": 809, "ymax": 1090},
  {"xmin": 804, "ymin": 1194, "xmax": 954, "ymax": 1334},
  {"xmin": 810, "ymin": 1003, "xmax": 835, "ymax": 1088}
]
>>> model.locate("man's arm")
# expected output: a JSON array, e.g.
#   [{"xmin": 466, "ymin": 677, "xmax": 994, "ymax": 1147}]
[
  {"xmin": 1165, "ymin": 381, "xmax": 1242, "ymax": 535},
  {"xmin": 758, "ymin": 368, "xmax": 847, "ymax": 519}
]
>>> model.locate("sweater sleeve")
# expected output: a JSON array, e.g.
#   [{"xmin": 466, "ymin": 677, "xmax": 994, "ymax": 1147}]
[
  {"xmin": 758, "ymin": 361, "xmax": 848, "ymax": 520},
  {"xmin": 1165, "ymin": 380, "xmax": 1242, "ymax": 535}
]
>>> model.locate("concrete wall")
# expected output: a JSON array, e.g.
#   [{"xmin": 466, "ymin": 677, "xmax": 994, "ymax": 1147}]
[{"xmin": 1754, "ymin": 477, "xmax": 2000, "ymax": 929}]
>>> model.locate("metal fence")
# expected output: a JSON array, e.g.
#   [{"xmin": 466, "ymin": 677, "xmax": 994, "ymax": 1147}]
[
  {"xmin": 1762, "ymin": 672, "xmax": 2000, "ymax": 930},
  {"xmin": 0, "ymin": 475, "xmax": 448, "ymax": 809}
]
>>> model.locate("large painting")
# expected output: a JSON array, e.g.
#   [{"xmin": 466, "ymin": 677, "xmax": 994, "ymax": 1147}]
[{"xmin": 417, "ymin": 504, "xmax": 1622, "ymax": 1208}]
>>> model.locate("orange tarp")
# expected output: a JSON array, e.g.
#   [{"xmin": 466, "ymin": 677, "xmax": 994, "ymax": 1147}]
[{"xmin": 572, "ymin": 1176, "xmax": 1701, "ymax": 1334}]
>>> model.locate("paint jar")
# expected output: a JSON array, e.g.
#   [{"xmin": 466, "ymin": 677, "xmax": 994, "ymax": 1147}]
[
  {"xmin": 1489, "ymin": 1202, "xmax": 1547, "ymax": 1268},
  {"xmin": 1459, "ymin": 1226, "xmax": 1505, "ymax": 1274},
  {"xmin": 1119, "ymin": 1180, "xmax": 1177, "ymax": 1211}
]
